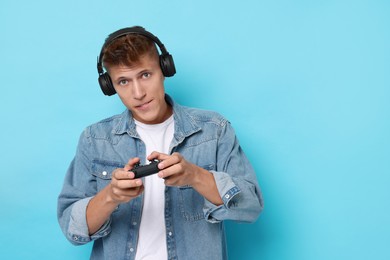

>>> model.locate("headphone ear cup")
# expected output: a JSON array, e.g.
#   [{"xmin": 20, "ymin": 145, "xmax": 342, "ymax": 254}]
[
  {"xmin": 98, "ymin": 73, "xmax": 116, "ymax": 96},
  {"xmin": 160, "ymin": 54, "xmax": 176, "ymax": 77}
]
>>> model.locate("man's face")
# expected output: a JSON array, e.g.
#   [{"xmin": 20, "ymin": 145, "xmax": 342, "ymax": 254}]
[{"xmin": 108, "ymin": 54, "xmax": 172, "ymax": 124}]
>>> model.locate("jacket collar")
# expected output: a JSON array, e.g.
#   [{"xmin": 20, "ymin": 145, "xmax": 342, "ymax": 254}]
[{"xmin": 112, "ymin": 95, "xmax": 201, "ymax": 140}]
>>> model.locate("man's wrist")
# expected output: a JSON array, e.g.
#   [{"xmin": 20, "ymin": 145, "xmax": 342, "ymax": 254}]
[
  {"xmin": 190, "ymin": 167, "xmax": 223, "ymax": 205},
  {"xmin": 190, "ymin": 166, "xmax": 209, "ymax": 189},
  {"xmin": 101, "ymin": 184, "xmax": 121, "ymax": 209}
]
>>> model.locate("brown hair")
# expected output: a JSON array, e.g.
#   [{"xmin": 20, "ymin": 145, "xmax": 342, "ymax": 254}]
[{"xmin": 102, "ymin": 34, "xmax": 158, "ymax": 70}]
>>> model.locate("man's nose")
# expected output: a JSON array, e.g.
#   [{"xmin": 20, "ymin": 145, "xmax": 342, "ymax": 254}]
[{"xmin": 132, "ymin": 80, "xmax": 146, "ymax": 99}]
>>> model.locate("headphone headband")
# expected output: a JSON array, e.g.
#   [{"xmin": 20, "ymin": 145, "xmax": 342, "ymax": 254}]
[{"xmin": 97, "ymin": 26, "xmax": 176, "ymax": 96}]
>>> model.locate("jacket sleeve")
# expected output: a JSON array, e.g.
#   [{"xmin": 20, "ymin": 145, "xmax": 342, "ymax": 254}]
[
  {"xmin": 57, "ymin": 129, "xmax": 111, "ymax": 245},
  {"xmin": 203, "ymin": 121, "xmax": 264, "ymax": 223}
]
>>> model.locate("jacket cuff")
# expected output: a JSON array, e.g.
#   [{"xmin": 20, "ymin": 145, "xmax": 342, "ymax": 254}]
[
  {"xmin": 67, "ymin": 197, "xmax": 111, "ymax": 244},
  {"xmin": 203, "ymin": 171, "xmax": 241, "ymax": 223}
]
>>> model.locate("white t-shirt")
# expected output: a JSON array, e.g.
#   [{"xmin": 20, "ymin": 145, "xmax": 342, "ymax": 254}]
[{"xmin": 134, "ymin": 115, "xmax": 174, "ymax": 260}]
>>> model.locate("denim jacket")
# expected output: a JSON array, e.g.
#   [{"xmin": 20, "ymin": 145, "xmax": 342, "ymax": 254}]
[{"xmin": 57, "ymin": 95, "xmax": 263, "ymax": 260}]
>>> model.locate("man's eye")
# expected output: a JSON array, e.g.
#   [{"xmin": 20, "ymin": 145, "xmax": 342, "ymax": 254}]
[
  {"xmin": 142, "ymin": 72, "xmax": 151, "ymax": 79},
  {"xmin": 118, "ymin": 79, "xmax": 128, "ymax": 85}
]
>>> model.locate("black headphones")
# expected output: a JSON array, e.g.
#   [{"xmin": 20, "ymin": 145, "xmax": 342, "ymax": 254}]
[{"xmin": 97, "ymin": 26, "xmax": 176, "ymax": 96}]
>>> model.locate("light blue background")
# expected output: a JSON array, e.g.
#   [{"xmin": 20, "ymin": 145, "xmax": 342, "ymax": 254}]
[{"xmin": 1, "ymin": 0, "xmax": 389, "ymax": 259}]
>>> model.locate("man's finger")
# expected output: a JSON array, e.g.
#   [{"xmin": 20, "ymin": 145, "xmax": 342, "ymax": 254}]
[
  {"xmin": 113, "ymin": 170, "xmax": 134, "ymax": 180},
  {"xmin": 124, "ymin": 157, "xmax": 141, "ymax": 171},
  {"xmin": 116, "ymin": 178, "xmax": 143, "ymax": 189}
]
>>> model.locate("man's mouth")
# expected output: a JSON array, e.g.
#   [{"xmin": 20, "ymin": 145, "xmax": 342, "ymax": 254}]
[{"xmin": 135, "ymin": 99, "xmax": 152, "ymax": 110}]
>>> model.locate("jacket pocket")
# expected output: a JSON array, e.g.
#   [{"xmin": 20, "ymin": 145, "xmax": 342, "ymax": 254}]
[
  {"xmin": 91, "ymin": 159, "xmax": 124, "ymax": 191},
  {"xmin": 178, "ymin": 164, "xmax": 215, "ymax": 221}
]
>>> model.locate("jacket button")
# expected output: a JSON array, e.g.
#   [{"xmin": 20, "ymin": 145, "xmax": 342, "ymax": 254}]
[{"xmin": 102, "ymin": 171, "xmax": 107, "ymax": 176}]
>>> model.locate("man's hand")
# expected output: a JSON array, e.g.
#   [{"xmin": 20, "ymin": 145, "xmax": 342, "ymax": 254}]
[
  {"xmin": 148, "ymin": 152, "xmax": 197, "ymax": 187},
  {"xmin": 148, "ymin": 152, "xmax": 223, "ymax": 206},
  {"xmin": 107, "ymin": 157, "xmax": 144, "ymax": 204}
]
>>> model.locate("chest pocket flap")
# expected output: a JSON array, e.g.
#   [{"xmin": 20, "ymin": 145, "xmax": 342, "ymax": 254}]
[{"xmin": 91, "ymin": 159, "xmax": 124, "ymax": 180}]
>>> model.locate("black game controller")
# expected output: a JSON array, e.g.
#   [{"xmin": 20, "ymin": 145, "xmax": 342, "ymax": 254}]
[{"xmin": 130, "ymin": 159, "xmax": 161, "ymax": 178}]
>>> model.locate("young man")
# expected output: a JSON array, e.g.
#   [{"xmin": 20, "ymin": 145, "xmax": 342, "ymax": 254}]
[{"xmin": 58, "ymin": 26, "xmax": 263, "ymax": 260}]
